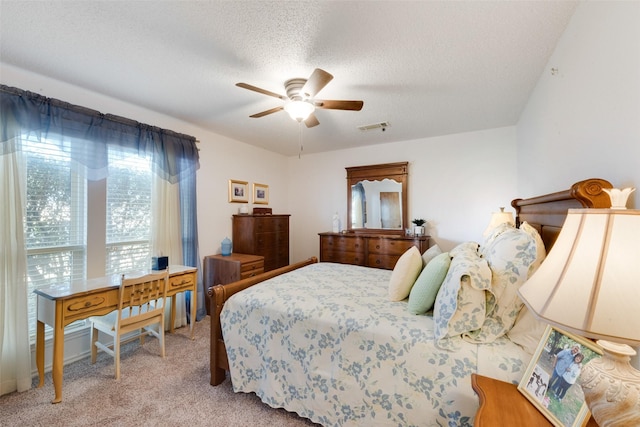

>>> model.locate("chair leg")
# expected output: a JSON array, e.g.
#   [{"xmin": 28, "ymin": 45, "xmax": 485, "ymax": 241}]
[
  {"xmin": 91, "ymin": 326, "xmax": 98, "ymax": 364},
  {"xmin": 159, "ymin": 325, "xmax": 165, "ymax": 358},
  {"xmin": 114, "ymin": 334, "xmax": 121, "ymax": 380}
]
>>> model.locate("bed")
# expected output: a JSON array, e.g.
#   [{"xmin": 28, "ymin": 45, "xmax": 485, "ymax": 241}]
[{"xmin": 208, "ymin": 178, "xmax": 612, "ymax": 426}]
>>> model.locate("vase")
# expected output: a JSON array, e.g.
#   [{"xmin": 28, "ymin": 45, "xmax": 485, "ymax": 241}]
[
  {"xmin": 221, "ymin": 237, "xmax": 232, "ymax": 256},
  {"xmin": 413, "ymin": 226, "xmax": 424, "ymax": 236}
]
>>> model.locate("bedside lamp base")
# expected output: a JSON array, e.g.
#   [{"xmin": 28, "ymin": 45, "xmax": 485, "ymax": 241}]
[{"xmin": 579, "ymin": 340, "xmax": 640, "ymax": 427}]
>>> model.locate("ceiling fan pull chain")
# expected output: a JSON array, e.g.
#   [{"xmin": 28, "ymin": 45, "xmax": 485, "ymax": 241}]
[{"xmin": 298, "ymin": 121, "xmax": 304, "ymax": 159}]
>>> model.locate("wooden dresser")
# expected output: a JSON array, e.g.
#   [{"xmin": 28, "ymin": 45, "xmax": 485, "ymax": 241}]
[
  {"xmin": 232, "ymin": 214, "xmax": 290, "ymax": 272},
  {"xmin": 202, "ymin": 253, "xmax": 264, "ymax": 315},
  {"xmin": 319, "ymin": 232, "xmax": 430, "ymax": 269}
]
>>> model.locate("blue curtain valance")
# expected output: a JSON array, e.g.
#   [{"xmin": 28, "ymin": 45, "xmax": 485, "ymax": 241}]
[{"xmin": 0, "ymin": 84, "xmax": 199, "ymax": 183}]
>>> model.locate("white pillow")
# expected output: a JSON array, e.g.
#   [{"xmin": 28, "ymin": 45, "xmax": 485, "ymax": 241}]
[
  {"xmin": 388, "ymin": 246, "xmax": 423, "ymax": 301},
  {"xmin": 507, "ymin": 305, "xmax": 547, "ymax": 354},
  {"xmin": 421, "ymin": 243, "xmax": 442, "ymax": 266}
]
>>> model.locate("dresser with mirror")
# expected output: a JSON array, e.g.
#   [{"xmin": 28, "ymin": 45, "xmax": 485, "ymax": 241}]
[{"xmin": 319, "ymin": 162, "xmax": 430, "ymax": 269}]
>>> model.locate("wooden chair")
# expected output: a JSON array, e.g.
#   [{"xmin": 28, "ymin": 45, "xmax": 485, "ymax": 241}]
[{"xmin": 90, "ymin": 269, "xmax": 169, "ymax": 379}]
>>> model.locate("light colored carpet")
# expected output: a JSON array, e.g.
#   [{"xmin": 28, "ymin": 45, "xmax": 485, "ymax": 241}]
[{"xmin": 1, "ymin": 317, "xmax": 319, "ymax": 426}]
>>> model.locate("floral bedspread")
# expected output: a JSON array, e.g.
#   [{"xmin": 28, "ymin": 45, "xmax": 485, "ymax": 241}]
[{"xmin": 221, "ymin": 263, "xmax": 529, "ymax": 427}]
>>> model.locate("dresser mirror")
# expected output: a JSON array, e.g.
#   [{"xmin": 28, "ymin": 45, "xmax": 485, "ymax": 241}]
[{"xmin": 346, "ymin": 162, "xmax": 408, "ymax": 235}]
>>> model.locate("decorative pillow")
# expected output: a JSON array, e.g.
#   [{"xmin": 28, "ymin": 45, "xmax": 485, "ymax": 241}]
[
  {"xmin": 421, "ymin": 243, "xmax": 442, "ymax": 267},
  {"xmin": 480, "ymin": 222, "xmax": 514, "ymax": 257},
  {"xmin": 407, "ymin": 252, "xmax": 451, "ymax": 314},
  {"xmin": 433, "ymin": 245, "xmax": 494, "ymax": 350},
  {"xmin": 467, "ymin": 226, "xmax": 542, "ymax": 343},
  {"xmin": 507, "ymin": 305, "xmax": 547, "ymax": 355},
  {"xmin": 520, "ymin": 221, "xmax": 546, "ymax": 275},
  {"xmin": 388, "ymin": 246, "xmax": 423, "ymax": 301},
  {"xmin": 449, "ymin": 241, "xmax": 479, "ymax": 258}
]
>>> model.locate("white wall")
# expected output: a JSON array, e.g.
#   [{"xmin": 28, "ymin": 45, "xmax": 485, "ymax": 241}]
[
  {"xmin": 287, "ymin": 126, "xmax": 518, "ymax": 261},
  {"xmin": 517, "ymin": 1, "xmax": 640, "ymax": 207},
  {"xmin": 516, "ymin": 0, "xmax": 640, "ymax": 370}
]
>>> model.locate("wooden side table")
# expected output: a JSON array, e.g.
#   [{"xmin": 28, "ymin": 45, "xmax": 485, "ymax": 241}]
[
  {"xmin": 471, "ymin": 374, "xmax": 597, "ymax": 427},
  {"xmin": 203, "ymin": 253, "xmax": 264, "ymax": 315}
]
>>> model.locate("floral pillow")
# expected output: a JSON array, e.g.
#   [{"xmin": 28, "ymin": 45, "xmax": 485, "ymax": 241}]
[
  {"xmin": 433, "ymin": 242, "xmax": 494, "ymax": 350},
  {"xmin": 466, "ymin": 226, "xmax": 543, "ymax": 343}
]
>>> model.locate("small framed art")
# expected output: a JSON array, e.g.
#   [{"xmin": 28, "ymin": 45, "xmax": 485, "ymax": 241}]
[
  {"xmin": 517, "ymin": 325, "xmax": 602, "ymax": 427},
  {"xmin": 228, "ymin": 179, "xmax": 249, "ymax": 203},
  {"xmin": 253, "ymin": 182, "xmax": 269, "ymax": 205}
]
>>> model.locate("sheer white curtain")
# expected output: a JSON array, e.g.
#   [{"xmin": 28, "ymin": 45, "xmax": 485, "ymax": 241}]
[
  {"xmin": 0, "ymin": 148, "xmax": 31, "ymax": 395},
  {"xmin": 152, "ymin": 174, "xmax": 186, "ymax": 329}
]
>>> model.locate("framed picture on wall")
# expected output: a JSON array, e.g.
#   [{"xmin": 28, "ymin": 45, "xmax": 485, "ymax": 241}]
[
  {"xmin": 517, "ymin": 325, "xmax": 602, "ymax": 427},
  {"xmin": 253, "ymin": 182, "xmax": 269, "ymax": 204},
  {"xmin": 228, "ymin": 179, "xmax": 249, "ymax": 203}
]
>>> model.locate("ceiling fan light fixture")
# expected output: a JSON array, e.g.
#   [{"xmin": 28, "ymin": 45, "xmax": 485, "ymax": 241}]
[{"xmin": 284, "ymin": 100, "xmax": 315, "ymax": 122}]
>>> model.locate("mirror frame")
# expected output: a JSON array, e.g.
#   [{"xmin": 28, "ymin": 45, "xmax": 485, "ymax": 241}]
[{"xmin": 346, "ymin": 162, "xmax": 408, "ymax": 235}]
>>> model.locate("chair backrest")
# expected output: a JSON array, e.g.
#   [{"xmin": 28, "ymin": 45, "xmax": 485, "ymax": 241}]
[{"xmin": 117, "ymin": 270, "xmax": 169, "ymax": 328}]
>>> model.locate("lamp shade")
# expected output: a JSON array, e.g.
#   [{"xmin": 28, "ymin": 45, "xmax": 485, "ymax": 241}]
[
  {"xmin": 482, "ymin": 207, "xmax": 515, "ymax": 237},
  {"xmin": 518, "ymin": 208, "xmax": 640, "ymax": 346}
]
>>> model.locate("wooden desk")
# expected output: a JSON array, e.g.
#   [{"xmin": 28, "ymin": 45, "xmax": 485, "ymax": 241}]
[
  {"xmin": 472, "ymin": 374, "xmax": 597, "ymax": 426},
  {"xmin": 35, "ymin": 265, "xmax": 197, "ymax": 403}
]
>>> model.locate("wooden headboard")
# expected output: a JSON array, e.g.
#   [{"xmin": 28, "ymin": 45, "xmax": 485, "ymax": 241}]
[{"xmin": 511, "ymin": 178, "xmax": 613, "ymax": 251}]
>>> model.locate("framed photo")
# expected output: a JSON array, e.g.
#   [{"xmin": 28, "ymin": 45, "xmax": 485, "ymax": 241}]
[
  {"xmin": 518, "ymin": 325, "xmax": 602, "ymax": 427},
  {"xmin": 253, "ymin": 182, "xmax": 269, "ymax": 204},
  {"xmin": 228, "ymin": 179, "xmax": 248, "ymax": 203}
]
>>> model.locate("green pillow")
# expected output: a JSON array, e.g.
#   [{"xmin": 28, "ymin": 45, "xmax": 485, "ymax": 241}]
[{"xmin": 407, "ymin": 252, "xmax": 451, "ymax": 314}]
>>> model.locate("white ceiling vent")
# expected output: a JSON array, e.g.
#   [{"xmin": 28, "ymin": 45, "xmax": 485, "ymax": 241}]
[{"xmin": 357, "ymin": 121, "xmax": 390, "ymax": 131}]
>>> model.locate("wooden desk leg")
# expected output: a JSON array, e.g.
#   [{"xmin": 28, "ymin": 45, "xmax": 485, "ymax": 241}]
[
  {"xmin": 36, "ymin": 320, "xmax": 45, "ymax": 388},
  {"xmin": 51, "ymin": 302, "xmax": 64, "ymax": 404},
  {"xmin": 170, "ymin": 295, "xmax": 176, "ymax": 334}
]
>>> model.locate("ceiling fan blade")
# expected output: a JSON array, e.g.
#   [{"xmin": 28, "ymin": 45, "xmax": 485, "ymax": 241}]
[
  {"xmin": 250, "ymin": 106, "xmax": 284, "ymax": 118},
  {"xmin": 236, "ymin": 83, "xmax": 287, "ymax": 100},
  {"xmin": 304, "ymin": 113, "xmax": 320, "ymax": 128},
  {"xmin": 315, "ymin": 99, "xmax": 364, "ymax": 111},
  {"xmin": 301, "ymin": 68, "xmax": 334, "ymax": 98}
]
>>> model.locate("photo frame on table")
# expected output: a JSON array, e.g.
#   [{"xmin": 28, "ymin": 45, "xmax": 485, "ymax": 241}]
[
  {"xmin": 228, "ymin": 179, "xmax": 249, "ymax": 203},
  {"xmin": 253, "ymin": 182, "xmax": 269, "ymax": 204},
  {"xmin": 517, "ymin": 325, "xmax": 602, "ymax": 427}
]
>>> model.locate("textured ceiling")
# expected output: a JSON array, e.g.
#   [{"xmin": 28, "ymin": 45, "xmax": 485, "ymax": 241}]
[{"xmin": 0, "ymin": 1, "xmax": 578, "ymax": 156}]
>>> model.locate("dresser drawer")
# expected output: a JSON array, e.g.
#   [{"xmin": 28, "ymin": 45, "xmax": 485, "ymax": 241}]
[
  {"xmin": 321, "ymin": 235, "xmax": 365, "ymax": 253},
  {"xmin": 322, "ymin": 249, "xmax": 366, "ymax": 266},
  {"xmin": 241, "ymin": 259, "xmax": 264, "ymax": 276},
  {"xmin": 367, "ymin": 254, "xmax": 401, "ymax": 270},
  {"xmin": 368, "ymin": 238, "xmax": 418, "ymax": 256},
  {"xmin": 252, "ymin": 217, "xmax": 289, "ymax": 233}
]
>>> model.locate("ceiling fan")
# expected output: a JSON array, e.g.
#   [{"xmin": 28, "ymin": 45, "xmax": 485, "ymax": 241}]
[{"xmin": 236, "ymin": 68, "xmax": 364, "ymax": 128}]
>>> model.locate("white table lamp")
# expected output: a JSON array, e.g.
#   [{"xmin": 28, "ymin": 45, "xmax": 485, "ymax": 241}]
[{"xmin": 518, "ymin": 187, "xmax": 640, "ymax": 427}]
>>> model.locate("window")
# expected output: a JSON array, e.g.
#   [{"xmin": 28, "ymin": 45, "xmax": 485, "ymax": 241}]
[
  {"xmin": 105, "ymin": 150, "xmax": 152, "ymax": 276},
  {"xmin": 25, "ymin": 141, "xmax": 152, "ymax": 340}
]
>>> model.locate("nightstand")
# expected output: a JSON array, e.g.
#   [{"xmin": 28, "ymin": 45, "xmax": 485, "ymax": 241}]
[
  {"xmin": 471, "ymin": 374, "xmax": 598, "ymax": 427},
  {"xmin": 203, "ymin": 253, "xmax": 264, "ymax": 315}
]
